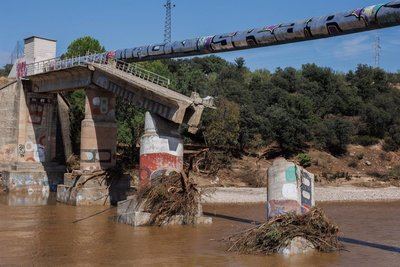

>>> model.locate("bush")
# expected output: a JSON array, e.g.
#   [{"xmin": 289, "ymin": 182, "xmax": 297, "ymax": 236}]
[
  {"xmin": 297, "ymin": 153, "xmax": 312, "ymax": 167},
  {"xmin": 383, "ymin": 124, "xmax": 400, "ymax": 152},
  {"xmin": 348, "ymin": 159, "xmax": 358, "ymax": 168},
  {"xmin": 389, "ymin": 166, "xmax": 400, "ymax": 180},
  {"xmin": 356, "ymin": 153, "xmax": 364, "ymax": 160},
  {"xmin": 314, "ymin": 118, "xmax": 353, "ymax": 155},
  {"xmin": 354, "ymin": 135, "xmax": 380, "ymax": 146}
]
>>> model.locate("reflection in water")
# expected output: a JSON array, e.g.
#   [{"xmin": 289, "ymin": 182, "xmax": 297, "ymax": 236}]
[
  {"xmin": 0, "ymin": 193, "xmax": 399, "ymax": 266},
  {"xmin": 4, "ymin": 191, "xmax": 50, "ymax": 206}
]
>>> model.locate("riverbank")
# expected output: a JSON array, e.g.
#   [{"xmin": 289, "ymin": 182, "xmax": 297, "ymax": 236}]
[{"xmin": 201, "ymin": 186, "xmax": 400, "ymax": 203}]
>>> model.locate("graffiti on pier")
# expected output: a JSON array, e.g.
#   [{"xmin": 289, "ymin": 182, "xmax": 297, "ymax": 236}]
[
  {"xmin": 28, "ymin": 97, "xmax": 52, "ymax": 125},
  {"xmin": 0, "ymin": 144, "xmax": 17, "ymax": 163},
  {"xmin": 81, "ymin": 149, "xmax": 112, "ymax": 164},
  {"xmin": 18, "ymin": 144, "xmax": 25, "ymax": 158},
  {"xmin": 24, "ymin": 140, "xmax": 46, "ymax": 163},
  {"xmin": 111, "ymin": 1, "xmax": 400, "ymax": 62}
]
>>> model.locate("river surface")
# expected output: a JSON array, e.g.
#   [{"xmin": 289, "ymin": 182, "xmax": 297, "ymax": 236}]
[{"xmin": 0, "ymin": 193, "xmax": 399, "ymax": 266}]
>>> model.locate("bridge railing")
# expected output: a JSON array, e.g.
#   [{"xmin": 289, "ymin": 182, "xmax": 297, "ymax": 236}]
[
  {"xmin": 24, "ymin": 53, "xmax": 171, "ymax": 88},
  {"xmin": 113, "ymin": 60, "xmax": 171, "ymax": 88},
  {"xmin": 25, "ymin": 54, "xmax": 107, "ymax": 77}
]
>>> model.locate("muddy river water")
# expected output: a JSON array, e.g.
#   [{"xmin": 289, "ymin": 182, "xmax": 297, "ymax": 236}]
[{"xmin": 0, "ymin": 194, "xmax": 399, "ymax": 266}]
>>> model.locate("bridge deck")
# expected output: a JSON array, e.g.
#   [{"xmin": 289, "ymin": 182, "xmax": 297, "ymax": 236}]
[{"xmin": 26, "ymin": 62, "xmax": 206, "ymax": 132}]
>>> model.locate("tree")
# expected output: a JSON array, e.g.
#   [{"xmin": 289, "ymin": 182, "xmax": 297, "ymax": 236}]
[
  {"xmin": 203, "ymin": 98, "xmax": 240, "ymax": 148},
  {"xmin": 234, "ymin": 57, "xmax": 246, "ymax": 70},
  {"xmin": 383, "ymin": 123, "xmax": 400, "ymax": 151},
  {"xmin": 0, "ymin": 64, "xmax": 13, "ymax": 77},
  {"xmin": 314, "ymin": 118, "xmax": 353, "ymax": 155},
  {"xmin": 63, "ymin": 36, "xmax": 105, "ymax": 58}
]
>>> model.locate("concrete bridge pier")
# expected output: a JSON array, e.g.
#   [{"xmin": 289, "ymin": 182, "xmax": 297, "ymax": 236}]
[
  {"xmin": 57, "ymin": 87, "xmax": 119, "ymax": 206},
  {"xmin": 80, "ymin": 88, "xmax": 117, "ymax": 171},
  {"xmin": 139, "ymin": 112, "xmax": 184, "ymax": 186}
]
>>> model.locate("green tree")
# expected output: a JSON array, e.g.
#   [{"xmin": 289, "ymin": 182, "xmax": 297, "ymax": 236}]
[
  {"xmin": 63, "ymin": 36, "xmax": 105, "ymax": 58},
  {"xmin": 0, "ymin": 64, "xmax": 13, "ymax": 77},
  {"xmin": 234, "ymin": 57, "xmax": 246, "ymax": 70},
  {"xmin": 314, "ymin": 118, "xmax": 353, "ymax": 155},
  {"xmin": 203, "ymin": 98, "xmax": 240, "ymax": 148}
]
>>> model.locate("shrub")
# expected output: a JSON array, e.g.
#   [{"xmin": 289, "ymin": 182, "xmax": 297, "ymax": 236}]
[
  {"xmin": 354, "ymin": 135, "xmax": 380, "ymax": 146},
  {"xmin": 348, "ymin": 159, "xmax": 358, "ymax": 168},
  {"xmin": 389, "ymin": 166, "xmax": 400, "ymax": 180},
  {"xmin": 297, "ymin": 153, "xmax": 312, "ymax": 167},
  {"xmin": 383, "ymin": 124, "xmax": 400, "ymax": 151},
  {"xmin": 314, "ymin": 118, "xmax": 353, "ymax": 155}
]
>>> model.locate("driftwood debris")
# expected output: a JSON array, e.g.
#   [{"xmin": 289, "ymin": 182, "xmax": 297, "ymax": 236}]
[
  {"xmin": 136, "ymin": 170, "xmax": 201, "ymax": 226},
  {"xmin": 227, "ymin": 207, "xmax": 342, "ymax": 255}
]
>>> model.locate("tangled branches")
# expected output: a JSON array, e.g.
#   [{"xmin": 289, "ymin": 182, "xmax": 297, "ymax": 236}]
[
  {"xmin": 136, "ymin": 171, "xmax": 201, "ymax": 226},
  {"xmin": 227, "ymin": 207, "xmax": 342, "ymax": 255}
]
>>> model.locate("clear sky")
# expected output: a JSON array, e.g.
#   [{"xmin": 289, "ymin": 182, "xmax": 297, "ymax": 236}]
[{"xmin": 0, "ymin": 0, "xmax": 399, "ymax": 72}]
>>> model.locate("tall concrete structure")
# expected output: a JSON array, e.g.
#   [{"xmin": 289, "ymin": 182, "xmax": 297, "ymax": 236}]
[
  {"xmin": 0, "ymin": 37, "xmax": 65, "ymax": 198},
  {"xmin": 24, "ymin": 36, "xmax": 57, "ymax": 65}
]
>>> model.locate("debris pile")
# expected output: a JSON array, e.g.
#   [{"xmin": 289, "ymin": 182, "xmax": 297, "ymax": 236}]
[
  {"xmin": 227, "ymin": 207, "xmax": 342, "ymax": 255},
  {"xmin": 136, "ymin": 171, "xmax": 201, "ymax": 226}
]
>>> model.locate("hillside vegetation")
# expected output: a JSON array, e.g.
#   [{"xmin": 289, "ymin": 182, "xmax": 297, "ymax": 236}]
[{"xmin": 138, "ymin": 57, "xmax": 400, "ymax": 156}]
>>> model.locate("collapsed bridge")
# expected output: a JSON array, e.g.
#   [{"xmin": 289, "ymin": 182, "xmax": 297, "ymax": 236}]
[{"xmin": 0, "ymin": 1, "xmax": 400, "ymax": 205}]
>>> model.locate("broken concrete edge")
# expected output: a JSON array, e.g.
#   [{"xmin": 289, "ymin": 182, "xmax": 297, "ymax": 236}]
[{"xmin": 201, "ymin": 186, "xmax": 400, "ymax": 203}]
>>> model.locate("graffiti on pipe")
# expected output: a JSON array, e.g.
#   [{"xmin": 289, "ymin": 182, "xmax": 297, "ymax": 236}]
[{"xmin": 112, "ymin": 1, "xmax": 400, "ymax": 62}]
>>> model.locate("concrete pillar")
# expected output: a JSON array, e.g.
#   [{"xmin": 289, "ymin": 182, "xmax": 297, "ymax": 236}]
[
  {"xmin": 267, "ymin": 158, "xmax": 315, "ymax": 218},
  {"xmin": 139, "ymin": 112, "xmax": 183, "ymax": 185},
  {"xmin": 80, "ymin": 88, "xmax": 117, "ymax": 172}
]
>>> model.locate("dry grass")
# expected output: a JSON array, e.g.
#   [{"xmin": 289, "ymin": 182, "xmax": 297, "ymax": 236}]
[
  {"xmin": 227, "ymin": 207, "xmax": 342, "ymax": 255},
  {"xmin": 0, "ymin": 77, "xmax": 9, "ymax": 87}
]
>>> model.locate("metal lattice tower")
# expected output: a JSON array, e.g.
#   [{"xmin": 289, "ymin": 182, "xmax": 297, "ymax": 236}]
[
  {"xmin": 374, "ymin": 34, "xmax": 381, "ymax": 67},
  {"xmin": 10, "ymin": 41, "xmax": 23, "ymax": 64},
  {"xmin": 164, "ymin": 0, "xmax": 175, "ymax": 43}
]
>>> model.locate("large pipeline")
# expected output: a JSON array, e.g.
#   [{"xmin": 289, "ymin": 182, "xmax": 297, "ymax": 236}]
[{"xmin": 113, "ymin": 1, "xmax": 400, "ymax": 62}]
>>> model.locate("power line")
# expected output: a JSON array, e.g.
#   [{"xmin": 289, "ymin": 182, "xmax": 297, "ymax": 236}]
[{"xmin": 164, "ymin": 0, "xmax": 175, "ymax": 43}]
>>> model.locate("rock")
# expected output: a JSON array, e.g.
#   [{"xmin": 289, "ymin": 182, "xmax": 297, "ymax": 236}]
[
  {"xmin": 365, "ymin": 161, "xmax": 372, "ymax": 166},
  {"xmin": 279, "ymin": 237, "xmax": 315, "ymax": 256}
]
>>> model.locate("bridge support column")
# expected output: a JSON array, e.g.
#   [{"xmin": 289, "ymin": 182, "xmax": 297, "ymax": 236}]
[
  {"xmin": 267, "ymin": 158, "xmax": 315, "ymax": 218},
  {"xmin": 139, "ymin": 112, "xmax": 183, "ymax": 186},
  {"xmin": 80, "ymin": 88, "xmax": 117, "ymax": 171},
  {"xmin": 57, "ymin": 88, "xmax": 118, "ymax": 206}
]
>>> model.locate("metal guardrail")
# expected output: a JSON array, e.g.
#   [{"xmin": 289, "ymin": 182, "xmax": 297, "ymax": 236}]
[
  {"xmin": 112, "ymin": 60, "xmax": 170, "ymax": 88},
  {"xmin": 24, "ymin": 53, "xmax": 170, "ymax": 88}
]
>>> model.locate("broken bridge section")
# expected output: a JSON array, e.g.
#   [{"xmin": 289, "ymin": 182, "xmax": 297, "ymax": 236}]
[{"xmin": 25, "ymin": 59, "xmax": 207, "ymax": 133}]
